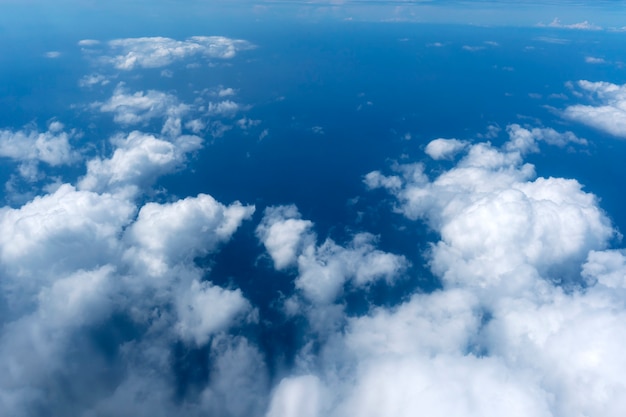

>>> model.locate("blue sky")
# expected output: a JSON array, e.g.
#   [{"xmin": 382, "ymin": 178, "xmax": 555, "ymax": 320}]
[{"xmin": 2, "ymin": 1, "xmax": 626, "ymax": 416}]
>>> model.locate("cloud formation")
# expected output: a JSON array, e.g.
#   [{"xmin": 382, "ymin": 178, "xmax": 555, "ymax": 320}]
[
  {"xmin": 0, "ymin": 120, "xmax": 257, "ymax": 416},
  {"xmin": 258, "ymin": 206, "xmax": 408, "ymax": 306},
  {"xmin": 539, "ymin": 18, "xmax": 602, "ymax": 31},
  {"xmin": 262, "ymin": 126, "xmax": 623, "ymax": 417},
  {"xmin": 0, "ymin": 122, "xmax": 81, "ymax": 181},
  {"xmin": 96, "ymin": 36, "xmax": 253, "ymax": 70},
  {"xmin": 563, "ymin": 80, "xmax": 626, "ymax": 138}
]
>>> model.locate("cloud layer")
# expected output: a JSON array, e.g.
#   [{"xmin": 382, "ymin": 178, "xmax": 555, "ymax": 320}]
[{"xmin": 2, "ymin": 28, "xmax": 626, "ymax": 417}]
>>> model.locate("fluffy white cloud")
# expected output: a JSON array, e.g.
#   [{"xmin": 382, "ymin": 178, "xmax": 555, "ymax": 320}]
[
  {"xmin": 505, "ymin": 124, "xmax": 587, "ymax": 152},
  {"xmin": 0, "ymin": 122, "xmax": 81, "ymax": 179},
  {"xmin": 0, "ymin": 185, "xmax": 134, "ymax": 303},
  {"xmin": 424, "ymin": 138, "xmax": 468, "ymax": 160},
  {"xmin": 78, "ymin": 73, "xmax": 110, "ymax": 88},
  {"xmin": 296, "ymin": 233, "xmax": 408, "ymax": 304},
  {"xmin": 293, "ymin": 128, "xmax": 619, "ymax": 417},
  {"xmin": 563, "ymin": 80, "xmax": 626, "ymax": 138},
  {"xmin": 258, "ymin": 206, "xmax": 408, "ymax": 305},
  {"xmin": 100, "ymin": 36, "xmax": 253, "ymax": 70},
  {"xmin": 97, "ymin": 84, "xmax": 190, "ymax": 136},
  {"xmin": 208, "ymin": 100, "xmax": 241, "ymax": 117},
  {"xmin": 176, "ymin": 280, "xmax": 252, "ymax": 346},
  {"xmin": 78, "ymin": 131, "xmax": 202, "ymax": 197},
  {"xmin": 0, "ymin": 84, "xmax": 263, "ymax": 414},
  {"xmin": 263, "ymin": 127, "xmax": 625, "ymax": 417},
  {"xmin": 256, "ymin": 205, "xmax": 314, "ymax": 270},
  {"xmin": 125, "ymin": 193, "xmax": 254, "ymax": 276}
]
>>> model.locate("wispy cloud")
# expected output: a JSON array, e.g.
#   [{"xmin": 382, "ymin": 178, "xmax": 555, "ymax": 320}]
[{"xmin": 538, "ymin": 18, "xmax": 602, "ymax": 31}]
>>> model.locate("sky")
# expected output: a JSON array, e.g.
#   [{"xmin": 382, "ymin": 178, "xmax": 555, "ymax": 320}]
[{"xmin": 2, "ymin": 1, "xmax": 626, "ymax": 416}]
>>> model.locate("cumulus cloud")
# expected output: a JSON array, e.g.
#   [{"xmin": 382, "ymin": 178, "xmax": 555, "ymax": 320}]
[
  {"xmin": 268, "ymin": 125, "xmax": 621, "ymax": 417},
  {"xmin": 505, "ymin": 124, "xmax": 587, "ymax": 152},
  {"xmin": 97, "ymin": 36, "xmax": 253, "ymax": 70},
  {"xmin": 79, "ymin": 73, "xmax": 110, "ymax": 88},
  {"xmin": 0, "ymin": 122, "xmax": 81, "ymax": 181},
  {"xmin": 78, "ymin": 130, "xmax": 202, "ymax": 198},
  {"xmin": 97, "ymin": 84, "xmax": 190, "ymax": 136},
  {"xmin": 0, "ymin": 115, "xmax": 257, "ymax": 416},
  {"xmin": 424, "ymin": 138, "xmax": 468, "ymax": 160},
  {"xmin": 256, "ymin": 205, "xmax": 314, "ymax": 270},
  {"xmin": 562, "ymin": 80, "xmax": 626, "ymax": 138},
  {"xmin": 125, "ymin": 193, "xmax": 254, "ymax": 275},
  {"xmin": 208, "ymin": 100, "xmax": 241, "ymax": 117},
  {"xmin": 258, "ymin": 206, "xmax": 408, "ymax": 305}
]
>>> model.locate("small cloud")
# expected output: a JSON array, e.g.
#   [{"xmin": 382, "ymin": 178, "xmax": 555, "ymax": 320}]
[
  {"xmin": 311, "ymin": 126, "xmax": 324, "ymax": 135},
  {"xmin": 237, "ymin": 117, "xmax": 261, "ymax": 130},
  {"xmin": 78, "ymin": 73, "xmax": 110, "ymax": 88},
  {"xmin": 78, "ymin": 39, "xmax": 100, "ymax": 46},
  {"xmin": 549, "ymin": 93, "xmax": 568, "ymax": 100},
  {"xmin": 44, "ymin": 51, "xmax": 61, "ymax": 59},
  {"xmin": 533, "ymin": 36, "xmax": 570, "ymax": 44},
  {"xmin": 96, "ymin": 36, "xmax": 254, "ymax": 70},
  {"xmin": 528, "ymin": 93, "xmax": 543, "ymax": 99},
  {"xmin": 208, "ymin": 100, "xmax": 241, "ymax": 117},
  {"xmin": 160, "ymin": 69, "xmax": 174, "ymax": 78},
  {"xmin": 218, "ymin": 87, "xmax": 236, "ymax": 97},
  {"xmin": 427, "ymin": 42, "xmax": 445, "ymax": 48},
  {"xmin": 538, "ymin": 18, "xmax": 602, "ymax": 31},
  {"xmin": 259, "ymin": 129, "xmax": 269, "ymax": 140},
  {"xmin": 585, "ymin": 56, "xmax": 607, "ymax": 64},
  {"xmin": 484, "ymin": 41, "xmax": 499, "ymax": 47},
  {"xmin": 425, "ymin": 138, "xmax": 468, "ymax": 160},
  {"xmin": 462, "ymin": 45, "xmax": 486, "ymax": 52}
]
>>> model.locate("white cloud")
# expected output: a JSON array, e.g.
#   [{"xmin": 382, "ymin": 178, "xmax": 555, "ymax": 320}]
[
  {"xmin": 0, "ymin": 122, "xmax": 81, "ymax": 181},
  {"xmin": 562, "ymin": 80, "xmax": 626, "ymax": 138},
  {"xmin": 218, "ymin": 87, "xmax": 236, "ymax": 97},
  {"xmin": 237, "ymin": 117, "xmax": 261, "ymax": 130},
  {"xmin": 44, "ymin": 51, "xmax": 61, "ymax": 58},
  {"xmin": 78, "ymin": 73, "xmax": 110, "ymax": 88},
  {"xmin": 539, "ymin": 18, "xmax": 603, "ymax": 31},
  {"xmin": 256, "ymin": 205, "xmax": 314, "ymax": 270},
  {"xmin": 124, "ymin": 193, "xmax": 254, "ymax": 276},
  {"xmin": 505, "ymin": 124, "xmax": 587, "ymax": 152},
  {"xmin": 185, "ymin": 118, "xmax": 206, "ymax": 134},
  {"xmin": 260, "ymin": 124, "xmax": 626, "ymax": 417},
  {"xmin": 176, "ymin": 280, "xmax": 252, "ymax": 346},
  {"xmin": 258, "ymin": 206, "xmax": 408, "ymax": 305},
  {"xmin": 585, "ymin": 56, "xmax": 607, "ymax": 64},
  {"xmin": 78, "ymin": 39, "xmax": 100, "ymax": 46},
  {"xmin": 462, "ymin": 45, "xmax": 485, "ymax": 52},
  {"xmin": 97, "ymin": 84, "xmax": 190, "ymax": 136},
  {"xmin": 208, "ymin": 100, "xmax": 241, "ymax": 117},
  {"xmin": 266, "ymin": 375, "xmax": 326, "ymax": 417},
  {"xmin": 79, "ymin": 131, "xmax": 202, "ymax": 198},
  {"xmin": 424, "ymin": 138, "xmax": 468, "ymax": 160},
  {"xmin": 100, "ymin": 36, "xmax": 253, "ymax": 70},
  {"xmin": 0, "ymin": 130, "xmax": 257, "ymax": 416}
]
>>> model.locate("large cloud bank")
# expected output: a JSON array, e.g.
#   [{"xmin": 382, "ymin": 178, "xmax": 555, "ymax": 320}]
[{"xmin": 264, "ymin": 125, "xmax": 625, "ymax": 417}]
